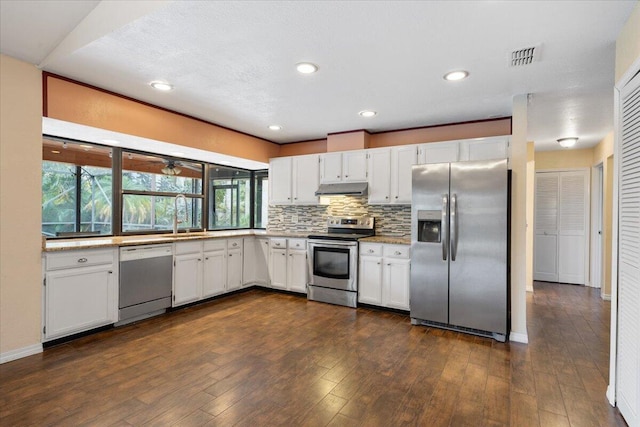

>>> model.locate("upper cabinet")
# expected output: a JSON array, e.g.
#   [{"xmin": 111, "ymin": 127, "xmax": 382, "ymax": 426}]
[
  {"xmin": 418, "ymin": 141, "xmax": 459, "ymax": 164},
  {"xmin": 367, "ymin": 146, "xmax": 417, "ymax": 205},
  {"xmin": 458, "ymin": 136, "xmax": 510, "ymax": 162},
  {"xmin": 320, "ymin": 151, "xmax": 367, "ymax": 183},
  {"xmin": 269, "ymin": 154, "xmax": 320, "ymax": 205}
]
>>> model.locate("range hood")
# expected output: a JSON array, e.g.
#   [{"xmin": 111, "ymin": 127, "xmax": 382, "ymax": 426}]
[{"xmin": 315, "ymin": 182, "xmax": 368, "ymax": 196}]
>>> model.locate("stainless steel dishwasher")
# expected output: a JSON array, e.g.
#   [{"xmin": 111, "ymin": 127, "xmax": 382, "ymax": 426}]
[{"xmin": 118, "ymin": 244, "xmax": 173, "ymax": 325}]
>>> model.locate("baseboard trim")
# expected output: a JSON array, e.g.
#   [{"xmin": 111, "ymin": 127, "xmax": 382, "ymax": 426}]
[
  {"xmin": 606, "ymin": 385, "xmax": 615, "ymax": 406},
  {"xmin": 509, "ymin": 331, "xmax": 529, "ymax": 344},
  {"xmin": 0, "ymin": 343, "xmax": 43, "ymax": 364},
  {"xmin": 601, "ymin": 293, "xmax": 611, "ymax": 301}
]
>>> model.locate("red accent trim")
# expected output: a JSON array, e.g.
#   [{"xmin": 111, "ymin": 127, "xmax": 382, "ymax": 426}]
[
  {"xmin": 42, "ymin": 72, "xmax": 280, "ymax": 146},
  {"xmin": 42, "ymin": 73, "xmax": 48, "ymax": 117},
  {"xmin": 327, "ymin": 129, "xmax": 372, "ymax": 136},
  {"xmin": 370, "ymin": 117, "xmax": 512, "ymax": 135}
]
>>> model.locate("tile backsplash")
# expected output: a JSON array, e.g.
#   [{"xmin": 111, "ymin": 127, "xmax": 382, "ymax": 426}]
[{"xmin": 267, "ymin": 197, "xmax": 411, "ymax": 236}]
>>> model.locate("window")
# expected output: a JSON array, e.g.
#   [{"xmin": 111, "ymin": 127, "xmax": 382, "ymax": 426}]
[
  {"xmin": 254, "ymin": 170, "xmax": 268, "ymax": 228},
  {"xmin": 122, "ymin": 152, "xmax": 203, "ymax": 233},
  {"xmin": 209, "ymin": 166, "xmax": 251, "ymax": 229},
  {"xmin": 42, "ymin": 139, "xmax": 112, "ymax": 237}
]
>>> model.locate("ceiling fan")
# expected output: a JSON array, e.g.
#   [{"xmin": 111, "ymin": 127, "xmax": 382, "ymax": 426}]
[{"xmin": 158, "ymin": 158, "xmax": 202, "ymax": 176}]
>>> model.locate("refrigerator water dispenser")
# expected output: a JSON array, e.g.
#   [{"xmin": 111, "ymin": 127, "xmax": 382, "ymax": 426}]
[{"xmin": 417, "ymin": 210, "xmax": 441, "ymax": 243}]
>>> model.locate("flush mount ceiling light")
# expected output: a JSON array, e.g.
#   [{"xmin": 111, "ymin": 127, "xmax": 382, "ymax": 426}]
[
  {"xmin": 443, "ymin": 70, "xmax": 469, "ymax": 81},
  {"xmin": 268, "ymin": 125, "xmax": 282, "ymax": 131},
  {"xmin": 149, "ymin": 81, "xmax": 173, "ymax": 91},
  {"xmin": 358, "ymin": 110, "xmax": 377, "ymax": 118},
  {"xmin": 51, "ymin": 150, "xmax": 60, "ymax": 154},
  {"xmin": 296, "ymin": 62, "xmax": 318, "ymax": 74},
  {"xmin": 557, "ymin": 137, "xmax": 578, "ymax": 148}
]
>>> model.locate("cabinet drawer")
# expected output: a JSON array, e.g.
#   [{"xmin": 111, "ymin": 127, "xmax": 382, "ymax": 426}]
[
  {"xmin": 383, "ymin": 245, "xmax": 410, "ymax": 259},
  {"xmin": 175, "ymin": 241, "xmax": 202, "ymax": 255},
  {"xmin": 270, "ymin": 238, "xmax": 287, "ymax": 249},
  {"xmin": 360, "ymin": 243, "xmax": 382, "ymax": 257},
  {"xmin": 288, "ymin": 239, "xmax": 306, "ymax": 250},
  {"xmin": 227, "ymin": 239, "xmax": 243, "ymax": 250},
  {"xmin": 46, "ymin": 248, "xmax": 115, "ymax": 271},
  {"xmin": 203, "ymin": 239, "xmax": 226, "ymax": 252}
]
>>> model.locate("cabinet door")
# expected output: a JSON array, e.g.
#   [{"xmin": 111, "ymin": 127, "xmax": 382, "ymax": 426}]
[
  {"xmin": 287, "ymin": 250, "xmax": 308, "ymax": 293},
  {"xmin": 320, "ymin": 153, "xmax": 343, "ymax": 183},
  {"xmin": 419, "ymin": 141, "xmax": 459, "ymax": 164},
  {"xmin": 459, "ymin": 137, "xmax": 509, "ymax": 161},
  {"xmin": 45, "ymin": 265, "xmax": 116, "ymax": 340},
  {"xmin": 358, "ymin": 256, "xmax": 382, "ymax": 305},
  {"xmin": 242, "ymin": 238, "xmax": 256, "ymax": 285},
  {"xmin": 343, "ymin": 151, "xmax": 367, "ymax": 181},
  {"xmin": 203, "ymin": 250, "xmax": 226, "ymax": 297},
  {"xmin": 293, "ymin": 154, "xmax": 320, "ymax": 204},
  {"xmin": 269, "ymin": 248, "xmax": 288, "ymax": 289},
  {"xmin": 227, "ymin": 249, "xmax": 243, "ymax": 291},
  {"xmin": 392, "ymin": 146, "xmax": 417, "ymax": 204},
  {"xmin": 174, "ymin": 253, "xmax": 202, "ymax": 306},
  {"xmin": 367, "ymin": 149, "xmax": 391, "ymax": 204},
  {"xmin": 256, "ymin": 239, "xmax": 270, "ymax": 286},
  {"xmin": 269, "ymin": 157, "xmax": 293, "ymax": 204},
  {"xmin": 383, "ymin": 258, "xmax": 411, "ymax": 310}
]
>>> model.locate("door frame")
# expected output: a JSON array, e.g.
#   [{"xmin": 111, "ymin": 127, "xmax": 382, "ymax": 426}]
[
  {"xmin": 534, "ymin": 167, "xmax": 590, "ymax": 286},
  {"xmin": 590, "ymin": 163, "xmax": 603, "ymax": 289}
]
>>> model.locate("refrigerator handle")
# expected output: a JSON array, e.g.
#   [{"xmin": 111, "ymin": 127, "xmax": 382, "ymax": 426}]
[
  {"xmin": 442, "ymin": 194, "xmax": 449, "ymax": 261},
  {"xmin": 450, "ymin": 193, "xmax": 458, "ymax": 261}
]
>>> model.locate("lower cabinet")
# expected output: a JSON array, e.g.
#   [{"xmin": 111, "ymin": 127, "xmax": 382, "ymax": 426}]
[
  {"xmin": 358, "ymin": 243, "xmax": 410, "ymax": 310},
  {"xmin": 43, "ymin": 248, "xmax": 118, "ymax": 341},
  {"xmin": 269, "ymin": 238, "xmax": 308, "ymax": 294}
]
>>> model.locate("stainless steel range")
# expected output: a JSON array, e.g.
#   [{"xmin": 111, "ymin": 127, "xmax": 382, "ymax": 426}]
[{"xmin": 307, "ymin": 216, "xmax": 375, "ymax": 308}]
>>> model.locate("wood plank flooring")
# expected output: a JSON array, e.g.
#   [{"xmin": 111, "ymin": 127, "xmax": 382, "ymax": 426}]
[{"xmin": 0, "ymin": 282, "xmax": 628, "ymax": 426}]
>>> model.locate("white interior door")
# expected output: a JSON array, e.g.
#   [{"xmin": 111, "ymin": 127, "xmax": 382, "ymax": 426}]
[
  {"xmin": 534, "ymin": 173, "xmax": 559, "ymax": 282},
  {"xmin": 534, "ymin": 170, "xmax": 589, "ymax": 284},
  {"xmin": 616, "ymin": 68, "xmax": 640, "ymax": 427}
]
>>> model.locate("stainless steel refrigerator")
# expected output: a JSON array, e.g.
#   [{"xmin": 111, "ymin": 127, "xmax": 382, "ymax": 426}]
[{"xmin": 410, "ymin": 159, "xmax": 509, "ymax": 342}]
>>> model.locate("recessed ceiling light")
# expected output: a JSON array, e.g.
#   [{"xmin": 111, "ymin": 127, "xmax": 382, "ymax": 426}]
[
  {"xmin": 101, "ymin": 139, "xmax": 120, "ymax": 145},
  {"xmin": 296, "ymin": 62, "xmax": 318, "ymax": 74},
  {"xmin": 51, "ymin": 150, "xmax": 61, "ymax": 154},
  {"xmin": 269, "ymin": 125, "xmax": 282, "ymax": 131},
  {"xmin": 443, "ymin": 70, "xmax": 469, "ymax": 81},
  {"xmin": 150, "ymin": 81, "xmax": 173, "ymax": 91},
  {"xmin": 359, "ymin": 110, "xmax": 377, "ymax": 118},
  {"xmin": 170, "ymin": 151, "xmax": 185, "ymax": 157}
]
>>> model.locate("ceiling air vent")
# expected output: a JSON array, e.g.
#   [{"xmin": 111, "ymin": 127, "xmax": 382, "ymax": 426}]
[{"xmin": 510, "ymin": 46, "xmax": 539, "ymax": 67}]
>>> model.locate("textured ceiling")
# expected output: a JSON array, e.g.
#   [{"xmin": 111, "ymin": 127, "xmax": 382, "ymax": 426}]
[{"xmin": 1, "ymin": 0, "xmax": 636, "ymax": 152}]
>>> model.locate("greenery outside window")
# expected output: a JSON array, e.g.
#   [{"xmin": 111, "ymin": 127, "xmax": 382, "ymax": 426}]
[
  {"xmin": 253, "ymin": 170, "xmax": 268, "ymax": 229},
  {"xmin": 42, "ymin": 139, "xmax": 113, "ymax": 237},
  {"xmin": 122, "ymin": 151, "xmax": 204, "ymax": 233},
  {"xmin": 209, "ymin": 166, "xmax": 251, "ymax": 229}
]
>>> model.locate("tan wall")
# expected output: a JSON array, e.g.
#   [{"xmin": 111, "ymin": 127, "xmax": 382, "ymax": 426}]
[
  {"xmin": 45, "ymin": 75, "xmax": 281, "ymax": 164},
  {"xmin": 593, "ymin": 132, "xmax": 615, "ymax": 298},
  {"xmin": 511, "ymin": 95, "xmax": 528, "ymax": 340},
  {"xmin": 279, "ymin": 139, "xmax": 328, "ymax": 157},
  {"xmin": 526, "ymin": 142, "xmax": 535, "ymax": 292},
  {"xmin": 0, "ymin": 55, "xmax": 43, "ymax": 356},
  {"xmin": 615, "ymin": 1, "xmax": 640, "ymax": 83},
  {"xmin": 326, "ymin": 131, "xmax": 370, "ymax": 152},
  {"xmin": 535, "ymin": 148, "xmax": 594, "ymax": 170}
]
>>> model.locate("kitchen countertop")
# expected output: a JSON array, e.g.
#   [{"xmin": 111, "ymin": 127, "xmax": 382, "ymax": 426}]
[
  {"xmin": 360, "ymin": 235, "xmax": 411, "ymax": 245},
  {"xmin": 44, "ymin": 230, "xmax": 312, "ymax": 252}
]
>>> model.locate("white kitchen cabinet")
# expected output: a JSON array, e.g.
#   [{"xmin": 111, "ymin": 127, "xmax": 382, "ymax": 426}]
[
  {"xmin": 358, "ymin": 243, "xmax": 410, "ymax": 310},
  {"xmin": 203, "ymin": 247, "xmax": 226, "ymax": 297},
  {"xmin": 255, "ymin": 238, "xmax": 270, "ymax": 286},
  {"xmin": 268, "ymin": 238, "xmax": 308, "ymax": 293},
  {"xmin": 367, "ymin": 148, "xmax": 392, "ymax": 204},
  {"xmin": 174, "ymin": 250, "xmax": 202, "ymax": 306},
  {"xmin": 391, "ymin": 145, "xmax": 418, "ymax": 204},
  {"xmin": 269, "ymin": 155, "xmax": 319, "ymax": 205},
  {"xmin": 44, "ymin": 248, "xmax": 118, "ymax": 341},
  {"xmin": 226, "ymin": 239, "xmax": 243, "ymax": 291},
  {"xmin": 269, "ymin": 245, "xmax": 288, "ymax": 290},
  {"xmin": 287, "ymin": 249, "xmax": 307, "ymax": 293},
  {"xmin": 418, "ymin": 141, "xmax": 459, "ymax": 164},
  {"xmin": 269, "ymin": 156, "xmax": 293, "ymax": 204},
  {"xmin": 459, "ymin": 136, "xmax": 509, "ymax": 162},
  {"xmin": 292, "ymin": 154, "xmax": 320, "ymax": 204},
  {"xmin": 320, "ymin": 151, "xmax": 367, "ymax": 183}
]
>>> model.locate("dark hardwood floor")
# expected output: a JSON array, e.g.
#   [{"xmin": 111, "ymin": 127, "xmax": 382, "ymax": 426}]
[{"xmin": 0, "ymin": 282, "xmax": 627, "ymax": 426}]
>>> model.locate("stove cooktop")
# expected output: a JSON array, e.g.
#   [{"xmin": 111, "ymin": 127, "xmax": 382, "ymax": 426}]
[{"xmin": 307, "ymin": 232, "xmax": 373, "ymax": 241}]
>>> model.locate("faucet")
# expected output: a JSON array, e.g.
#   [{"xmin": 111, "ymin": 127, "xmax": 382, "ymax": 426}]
[{"xmin": 173, "ymin": 194, "xmax": 188, "ymax": 234}]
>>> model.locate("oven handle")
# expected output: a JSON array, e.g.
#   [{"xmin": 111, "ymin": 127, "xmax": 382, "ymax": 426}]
[{"xmin": 307, "ymin": 240, "xmax": 358, "ymax": 249}]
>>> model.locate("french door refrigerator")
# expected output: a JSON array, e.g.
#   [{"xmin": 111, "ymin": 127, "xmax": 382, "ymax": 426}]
[{"xmin": 410, "ymin": 159, "xmax": 509, "ymax": 342}]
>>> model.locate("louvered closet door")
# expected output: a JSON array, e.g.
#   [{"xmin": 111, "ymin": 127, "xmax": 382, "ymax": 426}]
[
  {"xmin": 534, "ymin": 170, "xmax": 588, "ymax": 284},
  {"xmin": 534, "ymin": 173, "xmax": 559, "ymax": 282},
  {"xmin": 617, "ymin": 70, "xmax": 640, "ymax": 427}
]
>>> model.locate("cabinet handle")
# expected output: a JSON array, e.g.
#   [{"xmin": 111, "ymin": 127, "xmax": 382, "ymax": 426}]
[
  {"xmin": 77, "ymin": 258, "xmax": 88, "ymax": 263},
  {"xmin": 294, "ymin": 197, "xmax": 297, "ymax": 200},
  {"xmin": 395, "ymin": 196, "xmax": 398, "ymax": 199},
  {"xmin": 345, "ymin": 175, "xmax": 348, "ymax": 178},
  {"xmin": 282, "ymin": 253, "xmax": 286, "ymax": 256},
  {"xmin": 289, "ymin": 254, "xmax": 292, "ymax": 257},
  {"xmin": 232, "ymin": 243, "xmax": 237, "ymax": 247},
  {"xmin": 229, "ymin": 254, "xmax": 232, "ymax": 257},
  {"xmin": 275, "ymin": 243, "xmax": 281, "ymax": 246},
  {"xmin": 198, "ymin": 258, "xmax": 202, "ymax": 262},
  {"xmin": 385, "ymin": 196, "xmax": 388, "ymax": 199},
  {"xmin": 395, "ymin": 251, "xmax": 401, "ymax": 255},
  {"xmin": 337, "ymin": 175, "xmax": 340, "ymax": 178},
  {"xmin": 108, "ymin": 271, "xmax": 113, "ymax": 274},
  {"xmin": 368, "ymin": 249, "xmax": 374, "ymax": 253},
  {"xmin": 377, "ymin": 262, "xmax": 381, "ymax": 265},
  {"xmin": 387, "ymin": 263, "xmax": 391, "ymax": 266},
  {"xmin": 205, "ymin": 257, "xmax": 209, "ymax": 260}
]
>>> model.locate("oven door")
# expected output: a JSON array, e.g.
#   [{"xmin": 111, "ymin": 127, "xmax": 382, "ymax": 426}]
[{"xmin": 308, "ymin": 240, "xmax": 357, "ymax": 291}]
